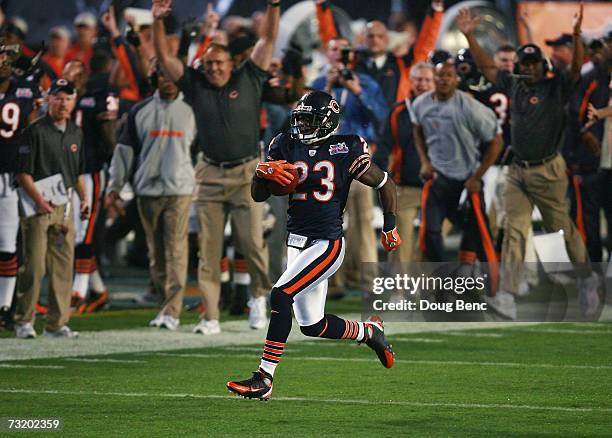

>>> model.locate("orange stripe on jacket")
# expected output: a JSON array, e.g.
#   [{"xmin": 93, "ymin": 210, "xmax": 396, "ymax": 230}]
[
  {"xmin": 419, "ymin": 179, "xmax": 433, "ymax": 254},
  {"xmin": 150, "ymin": 130, "xmax": 185, "ymax": 138},
  {"xmin": 470, "ymin": 192, "xmax": 499, "ymax": 295},
  {"xmin": 192, "ymin": 36, "xmax": 213, "ymax": 66},
  {"xmin": 572, "ymin": 176, "xmax": 587, "ymax": 242},
  {"xmin": 578, "ymin": 80, "xmax": 598, "ymax": 123},
  {"xmin": 284, "ymin": 240, "xmax": 341, "ymax": 294},
  {"xmin": 84, "ymin": 173, "xmax": 101, "ymax": 244},
  {"xmin": 114, "ymin": 43, "xmax": 141, "ymax": 102},
  {"xmin": 316, "ymin": 2, "xmax": 338, "ymax": 48},
  {"xmin": 390, "ymin": 102, "xmax": 407, "ymax": 184},
  {"xmin": 395, "ymin": 9, "xmax": 443, "ymax": 102}
]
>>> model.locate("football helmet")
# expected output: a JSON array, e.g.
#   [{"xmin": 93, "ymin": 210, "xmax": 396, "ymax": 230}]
[
  {"xmin": 455, "ymin": 48, "xmax": 485, "ymax": 91},
  {"xmin": 290, "ymin": 90, "xmax": 340, "ymax": 145}
]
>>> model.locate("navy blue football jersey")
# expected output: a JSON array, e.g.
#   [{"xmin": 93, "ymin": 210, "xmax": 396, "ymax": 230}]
[
  {"xmin": 469, "ymin": 82, "xmax": 512, "ymax": 153},
  {"xmin": 0, "ymin": 80, "xmax": 41, "ymax": 173},
  {"xmin": 268, "ymin": 133, "xmax": 371, "ymax": 240},
  {"xmin": 73, "ymin": 73, "xmax": 119, "ymax": 173}
]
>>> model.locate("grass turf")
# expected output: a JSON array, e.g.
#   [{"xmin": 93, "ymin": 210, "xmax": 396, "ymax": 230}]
[{"xmin": 1, "ymin": 320, "xmax": 611, "ymax": 437}]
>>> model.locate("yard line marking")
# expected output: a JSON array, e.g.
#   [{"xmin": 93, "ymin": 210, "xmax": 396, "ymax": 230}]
[
  {"xmin": 391, "ymin": 337, "xmax": 445, "ymax": 343},
  {"xmin": 62, "ymin": 358, "xmax": 146, "ymax": 364},
  {"xmin": 443, "ymin": 332, "xmax": 504, "ymax": 338},
  {"xmin": 142, "ymin": 352, "xmax": 612, "ymax": 370},
  {"xmin": 0, "ymin": 364, "xmax": 64, "ymax": 369},
  {"xmin": 1, "ymin": 388, "xmax": 610, "ymax": 413},
  {"xmin": 511, "ymin": 328, "xmax": 612, "ymax": 335}
]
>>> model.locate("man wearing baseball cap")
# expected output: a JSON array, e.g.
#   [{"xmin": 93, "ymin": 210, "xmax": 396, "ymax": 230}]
[
  {"xmin": 13, "ymin": 78, "xmax": 89, "ymax": 338},
  {"xmin": 66, "ymin": 12, "xmax": 98, "ymax": 68},
  {"xmin": 456, "ymin": 5, "xmax": 599, "ymax": 320}
]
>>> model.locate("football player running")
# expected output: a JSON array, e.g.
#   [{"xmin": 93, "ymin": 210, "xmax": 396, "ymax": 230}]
[{"xmin": 226, "ymin": 90, "xmax": 401, "ymax": 400}]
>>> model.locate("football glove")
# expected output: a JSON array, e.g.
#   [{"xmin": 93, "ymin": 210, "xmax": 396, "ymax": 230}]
[
  {"xmin": 381, "ymin": 228, "xmax": 402, "ymax": 252},
  {"xmin": 256, "ymin": 160, "xmax": 296, "ymax": 186}
]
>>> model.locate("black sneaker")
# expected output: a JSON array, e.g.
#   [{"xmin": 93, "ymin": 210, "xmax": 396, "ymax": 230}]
[
  {"xmin": 361, "ymin": 316, "xmax": 395, "ymax": 369},
  {"xmin": 0, "ymin": 306, "xmax": 13, "ymax": 331},
  {"xmin": 227, "ymin": 368, "xmax": 273, "ymax": 400}
]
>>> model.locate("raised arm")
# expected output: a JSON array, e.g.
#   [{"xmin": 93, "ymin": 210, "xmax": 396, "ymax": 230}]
[
  {"xmin": 250, "ymin": 1, "xmax": 281, "ymax": 71},
  {"xmin": 152, "ymin": 0, "xmax": 185, "ymax": 82},
  {"xmin": 457, "ymin": 8, "xmax": 498, "ymax": 84},
  {"xmin": 570, "ymin": 2, "xmax": 584, "ymax": 84}
]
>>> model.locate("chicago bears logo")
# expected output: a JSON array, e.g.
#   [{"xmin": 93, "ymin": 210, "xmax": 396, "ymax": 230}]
[
  {"xmin": 330, "ymin": 100, "xmax": 340, "ymax": 114},
  {"xmin": 70, "ymin": 143, "xmax": 78, "ymax": 152},
  {"xmin": 229, "ymin": 90, "xmax": 239, "ymax": 99},
  {"xmin": 529, "ymin": 96, "xmax": 539, "ymax": 105},
  {"xmin": 329, "ymin": 142, "xmax": 348, "ymax": 155}
]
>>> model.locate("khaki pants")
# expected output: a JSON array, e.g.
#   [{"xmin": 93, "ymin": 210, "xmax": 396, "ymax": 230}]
[
  {"xmin": 195, "ymin": 159, "xmax": 271, "ymax": 321},
  {"xmin": 15, "ymin": 205, "xmax": 74, "ymax": 331},
  {"xmin": 501, "ymin": 154, "xmax": 589, "ymax": 293},
  {"xmin": 389, "ymin": 185, "xmax": 421, "ymax": 264},
  {"xmin": 137, "ymin": 195, "xmax": 192, "ymax": 318},
  {"xmin": 335, "ymin": 182, "xmax": 378, "ymax": 289}
]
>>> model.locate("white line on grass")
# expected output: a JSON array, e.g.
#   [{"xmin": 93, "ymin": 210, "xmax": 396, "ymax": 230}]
[
  {"xmin": 142, "ymin": 352, "xmax": 612, "ymax": 370},
  {"xmin": 385, "ymin": 337, "xmax": 445, "ymax": 343},
  {"xmin": 511, "ymin": 328, "xmax": 612, "ymax": 335},
  {"xmin": 62, "ymin": 358, "xmax": 146, "ymax": 364},
  {"xmin": 1, "ymin": 388, "xmax": 610, "ymax": 413},
  {"xmin": 0, "ymin": 364, "xmax": 64, "ymax": 369},
  {"xmin": 443, "ymin": 332, "xmax": 504, "ymax": 338}
]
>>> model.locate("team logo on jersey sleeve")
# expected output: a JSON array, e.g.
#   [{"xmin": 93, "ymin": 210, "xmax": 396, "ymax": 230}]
[
  {"xmin": 329, "ymin": 142, "xmax": 348, "ymax": 155},
  {"xmin": 308, "ymin": 150, "xmax": 316, "ymax": 157}
]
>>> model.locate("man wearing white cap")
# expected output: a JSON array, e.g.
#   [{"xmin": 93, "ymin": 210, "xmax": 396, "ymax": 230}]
[{"xmin": 67, "ymin": 12, "xmax": 98, "ymax": 68}]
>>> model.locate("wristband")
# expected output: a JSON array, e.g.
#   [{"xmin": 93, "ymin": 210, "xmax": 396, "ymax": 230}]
[
  {"xmin": 375, "ymin": 172, "xmax": 388, "ymax": 190},
  {"xmin": 383, "ymin": 212, "xmax": 396, "ymax": 232}
]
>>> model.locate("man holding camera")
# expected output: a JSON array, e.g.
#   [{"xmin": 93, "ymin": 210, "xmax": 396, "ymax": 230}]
[{"xmin": 311, "ymin": 37, "xmax": 387, "ymax": 291}]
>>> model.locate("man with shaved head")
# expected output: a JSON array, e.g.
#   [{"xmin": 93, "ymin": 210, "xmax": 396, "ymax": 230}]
[{"xmin": 411, "ymin": 62, "xmax": 502, "ymax": 283}]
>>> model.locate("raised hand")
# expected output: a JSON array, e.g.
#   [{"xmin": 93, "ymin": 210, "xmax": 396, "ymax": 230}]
[
  {"xmin": 457, "ymin": 8, "xmax": 480, "ymax": 36},
  {"xmin": 101, "ymin": 5, "xmax": 120, "ymax": 38},
  {"xmin": 573, "ymin": 1, "xmax": 583, "ymax": 35},
  {"xmin": 202, "ymin": 3, "xmax": 220, "ymax": 37},
  {"xmin": 152, "ymin": 0, "xmax": 172, "ymax": 19}
]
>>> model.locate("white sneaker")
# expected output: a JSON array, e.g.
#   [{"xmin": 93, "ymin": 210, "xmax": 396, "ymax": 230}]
[
  {"xmin": 248, "ymin": 297, "xmax": 268, "ymax": 330},
  {"xmin": 160, "ymin": 315, "xmax": 180, "ymax": 331},
  {"xmin": 484, "ymin": 290, "xmax": 517, "ymax": 320},
  {"xmin": 149, "ymin": 313, "xmax": 165, "ymax": 328},
  {"xmin": 15, "ymin": 323, "xmax": 36, "ymax": 339},
  {"xmin": 577, "ymin": 272, "xmax": 600, "ymax": 317},
  {"xmin": 192, "ymin": 319, "xmax": 221, "ymax": 335},
  {"xmin": 43, "ymin": 326, "xmax": 79, "ymax": 338}
]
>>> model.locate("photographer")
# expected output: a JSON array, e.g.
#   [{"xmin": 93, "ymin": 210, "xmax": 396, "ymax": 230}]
[{"xmin": 311, "ymin": 37, "xmax": 387, "ymax": 292}]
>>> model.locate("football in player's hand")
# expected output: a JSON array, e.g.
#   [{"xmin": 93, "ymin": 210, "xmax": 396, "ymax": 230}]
[{"xmin": 267, "ymin": 167, "xmax": 300, "ymax": 196}]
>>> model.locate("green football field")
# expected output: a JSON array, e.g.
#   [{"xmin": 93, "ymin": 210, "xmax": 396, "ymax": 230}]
[{"xmin": 1, "ymin": 305, "xmax": 611, "ymax": 437}]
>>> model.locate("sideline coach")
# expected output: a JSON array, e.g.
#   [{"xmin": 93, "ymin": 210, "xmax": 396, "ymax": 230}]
[
  {"xmin": 14, "ymin": 79, "xmax": 89, "ymax": 338},
  {"xmin": 151, "ymin": 0, "xmax": 280, "ymax": 332}
]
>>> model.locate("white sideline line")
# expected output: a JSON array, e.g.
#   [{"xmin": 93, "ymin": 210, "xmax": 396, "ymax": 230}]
[
  {"xmin": 443, "ymin": 332, "xmax": 504, "ymax": 338},
  {"xmin": 143, "ymin": 352, "xmax": 612, "ymax": 370},
  {"xmin": 62, "ymin": 358, "xmax": 146, "ymax": 364},
  {"xmin": 0, "ymin": 364, "xmax": 64, "ymax": 369},
  {"xmin": 1, "ymin": 388, "xmax": 610, "ymax": 413},
  {"xmin": 511, "ymin": 328, "xmax": 612, "ymax": 335},
  {"xmin": 391, "ymin": 337, "xmax": 445, "ymax": 343}
]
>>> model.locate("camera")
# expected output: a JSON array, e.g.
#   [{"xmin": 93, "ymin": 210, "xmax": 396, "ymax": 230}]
[{"xmin": 339, "ymin": 47, "xmax": 353, "ymax": 81}]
